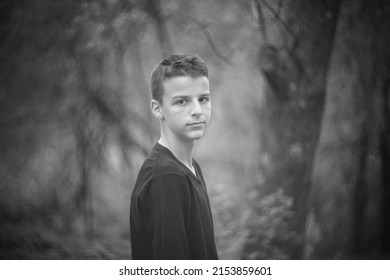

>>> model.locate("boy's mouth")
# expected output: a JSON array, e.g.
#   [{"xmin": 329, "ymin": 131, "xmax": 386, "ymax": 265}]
[{"xmin": 187, "ymin": 121, "xmax": 205, "ymax": 126}]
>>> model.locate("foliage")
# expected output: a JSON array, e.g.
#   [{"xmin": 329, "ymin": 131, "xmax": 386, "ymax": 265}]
[
  {"xmin": 241, "ymin": 189, "xmax": 298, "ymax": 259},
  {"xmin": 210, "ymin": 183, "xmax": 247, "ymax": 259}
]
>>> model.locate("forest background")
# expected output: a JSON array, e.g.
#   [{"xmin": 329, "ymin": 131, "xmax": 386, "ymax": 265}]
[{"xmin": 1, "ymin": 0, "xmax": 389, "ymax": 259}]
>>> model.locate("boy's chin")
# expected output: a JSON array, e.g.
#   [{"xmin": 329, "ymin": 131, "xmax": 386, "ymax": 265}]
[{"xmin": 186, "ymin": 132, "xmax": 205, "ymax": 141}]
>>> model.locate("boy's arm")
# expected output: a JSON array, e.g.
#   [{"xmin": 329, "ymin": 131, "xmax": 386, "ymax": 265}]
[{"xmin": 140, "ymin": 174, "xmax": 192, "ymax": 259}]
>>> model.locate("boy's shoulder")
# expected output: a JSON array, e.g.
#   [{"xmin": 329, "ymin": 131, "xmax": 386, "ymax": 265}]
[{"xmin": 141, "ymin": 143, "xmax": 188, "ymax": 179}]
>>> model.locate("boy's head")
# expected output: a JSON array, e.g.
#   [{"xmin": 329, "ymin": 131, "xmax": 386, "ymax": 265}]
[{"xmin": 151, "ymin": 54, "xmax": 208, "ymax": 104}]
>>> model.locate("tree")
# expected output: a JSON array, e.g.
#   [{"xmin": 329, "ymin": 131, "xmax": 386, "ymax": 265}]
[
  {"xmin": 244, "ymin": 0, "xmax": 341, "ymax": 258},
  {"xmin": 305, "ymin": 0, "xmax": 390, "ymax": 259}
]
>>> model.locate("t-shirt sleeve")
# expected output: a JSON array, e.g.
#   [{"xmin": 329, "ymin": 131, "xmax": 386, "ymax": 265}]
[{"xmin": 139, "ymin": 174, "xmax": 192, "ymax": 259}]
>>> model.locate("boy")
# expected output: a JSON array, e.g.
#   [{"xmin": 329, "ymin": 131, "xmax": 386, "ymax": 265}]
[{"xmin": 130, "ymin": 54, "xmax": 218, "ymax": 260}]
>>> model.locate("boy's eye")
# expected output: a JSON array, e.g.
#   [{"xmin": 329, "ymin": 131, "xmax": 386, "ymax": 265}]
[
  {"xmin": 199, "ymin": 97, "xmax": 210, "ymax": 103},
  {"xmin": 175, "ymin": 99, "xmax": 187, "ymax": 105}
]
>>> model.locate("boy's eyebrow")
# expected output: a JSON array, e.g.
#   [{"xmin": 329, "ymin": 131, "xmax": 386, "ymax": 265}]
[
  {"xmin": 171, "ymin": 95, "xmax": 190, "ymax": 100},
  {"xmin": 171, "ymin": 93, "xmax": 210, "ymax": 100}
]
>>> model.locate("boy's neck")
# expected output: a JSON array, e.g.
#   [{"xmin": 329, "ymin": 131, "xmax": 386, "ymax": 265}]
[{"xmin": 158, "ymin": 135, "xmax": 196, "ymax": 171}]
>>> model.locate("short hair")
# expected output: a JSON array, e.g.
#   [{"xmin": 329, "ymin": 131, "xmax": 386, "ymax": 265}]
[{"xmin": 150, "ymin": 54, "xmax": 208, "ymax": 104}]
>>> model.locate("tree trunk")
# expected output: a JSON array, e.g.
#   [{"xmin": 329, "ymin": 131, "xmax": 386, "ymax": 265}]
[
  {"xmin": 305, "ymin": 0, "xmax": 390, "ymax": 259},
  {"xmin": 252, "ymin": 0, "xmax": 340, "ymax": 258},
  {"xmin": 144, "ymin": 0, "xmax": 172, "ymax": 57}
]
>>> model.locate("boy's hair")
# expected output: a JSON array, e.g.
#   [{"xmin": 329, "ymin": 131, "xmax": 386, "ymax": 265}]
[{"xmin": 151, "ymin": 54, "xmax": 208, "ymax": 104}]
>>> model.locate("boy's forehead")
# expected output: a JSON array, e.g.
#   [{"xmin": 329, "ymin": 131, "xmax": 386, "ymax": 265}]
[
  {"xmin": 162, "ymin": 76, "xmax": 210, "ymax": 95},
  {"xmin": 163, "ymin": 75, "xmax": 209, "ymax": 84}
]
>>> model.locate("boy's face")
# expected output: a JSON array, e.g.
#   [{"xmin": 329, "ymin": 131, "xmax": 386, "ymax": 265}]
[{"xmin": 155, "ymin": 75, "xmax": 211, "ymax": 143}]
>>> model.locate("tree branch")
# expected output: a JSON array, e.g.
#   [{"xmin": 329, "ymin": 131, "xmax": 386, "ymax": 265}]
[
  {"xmin": 258, "ymin": 0, "xmax": 297, "ymax": 47},
  {"xmin": 253, "ymin": 0, "xmax": 268, "ymax": 43},
  {"xmin": 190, "ymin": 19, "xmax": 234, "ymax": 66}
]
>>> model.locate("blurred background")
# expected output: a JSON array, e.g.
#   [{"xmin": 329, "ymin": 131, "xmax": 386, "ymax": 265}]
[{"xmin": 0, "ymin": 0, "xmax": 389, "ymax": 259}]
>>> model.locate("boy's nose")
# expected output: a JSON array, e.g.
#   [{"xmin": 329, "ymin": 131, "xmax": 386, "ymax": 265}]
[{"xmin": 191, "ymin": 100, "xmax": 203, "ymax": 116}]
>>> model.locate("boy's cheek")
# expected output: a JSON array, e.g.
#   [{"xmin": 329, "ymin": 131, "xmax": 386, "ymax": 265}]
[
  {"xmin": 202, "ymin": 104, "xmax": 211, "ymax": 111},
  {"xmin": 170, "ymin": 107, "xmax": 186, "ymax": 114},
  {"xmin": 204, "ymin": 108, "xmax": 211, "ymax": 118}
]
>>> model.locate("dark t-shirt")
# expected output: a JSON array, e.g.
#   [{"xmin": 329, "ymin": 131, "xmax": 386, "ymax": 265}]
[{"xmin": 130, "ymin": 142, "xmax": 218, "ymax": 260}]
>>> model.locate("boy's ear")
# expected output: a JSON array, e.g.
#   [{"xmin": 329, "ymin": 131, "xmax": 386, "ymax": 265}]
[{"xmin": 150, "ymin": 99, "xmax": 164, "ymax": 120}]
